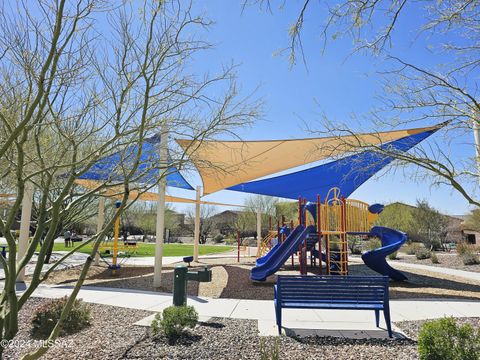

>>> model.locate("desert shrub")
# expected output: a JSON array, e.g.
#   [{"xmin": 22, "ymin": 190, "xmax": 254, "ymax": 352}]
[
  {"xmin": 213, "ymin": 234, "xmax": 224, "ymax": 244},
  {"xmin": 415, "ymin": 248, "xmax": 431, "ymax": 260},
  {"xmin": 151, "ymin": 305, "xmax": 198, "ymax": 340},
  {"xmin": 431, "ymin": 252, "xmax": 439, "ymax": 264},
  {"xmin": 350, "ymin": 246, "xmax": 362, "ymax": 255},
  {"xmin": 348, "ymin": 236, "xmax": 362, "ymax": 255},
  {"xmin": 418, "ymin": 317, "xmax": 480, "ymax": 360},
  {"xmin": 388, "ymin": 251, "xmax": 398, "ymax": 260},
  {"xmin": 329, "ymin": 240, "xmax": 341, "ymax": 251},
  {"xmin": 365, "ymin": 237, "xmax": 381, "ymax": 251},
  {"xmin": 31, "ymin": 296, "xmax": 91, "ymax": 338},
  {"xmin": 457, "ymin": 243, "xmax": 480, "ymax": 265},
  {"xmin": 259, "ymin": 338, "xmax": 280, "ymax": 360},
  {"xmin": 224, "ymin": 237, "xmax": 236, "ymax": 245},
  {"xmin": 457, "ymin": 242, "xmax": 478, "ymax": 256},
  {"xmin": 461, "ymin": 253, "xmax": 480, "ymax": 265},
  {"xmin": 404, "ymin": 242, "xmax": 422, "ymax": 255}
]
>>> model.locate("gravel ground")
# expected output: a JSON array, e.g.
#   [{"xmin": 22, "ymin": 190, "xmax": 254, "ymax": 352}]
[
  {"xmin": 395, "ymin": 252, "xmax": 480, "ymax": 273},
  {"xmin": 3, "ymin": 298, "xmax": 152, "ymax": 360},
  {"xmin": 6, "ymin": 298, "xmax": 478, "ymax": 360},
  {"xmin": 124, "ymin": 317, "xmax": 418, "ymax": 360},
  {"xmin": 38, "ymin": 256, "xmax": 480, "ymax": 301}
]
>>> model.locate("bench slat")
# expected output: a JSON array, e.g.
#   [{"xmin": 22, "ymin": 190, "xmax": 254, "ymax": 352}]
[{"xmin": 282, "ymin": 302, "xmax": 384, "ymax": 310}]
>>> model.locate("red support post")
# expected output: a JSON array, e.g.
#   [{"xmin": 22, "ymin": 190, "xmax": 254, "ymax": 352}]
[
  {"xmin": 341, "ymin": 197, "xmax": 348, "ymax": 274},
  {"xmin": 317, "ymin": 194, "xmax": 322, "ymax": 275}
]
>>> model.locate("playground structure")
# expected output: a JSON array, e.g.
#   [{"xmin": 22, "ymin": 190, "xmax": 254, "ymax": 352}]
[
  {"xmin": 251, "ymin": 187, "xmax": 408, "ymax": 281},
  {"xmin": 12, "ymin": 123, "xmax": 442, "ymax": 284}
]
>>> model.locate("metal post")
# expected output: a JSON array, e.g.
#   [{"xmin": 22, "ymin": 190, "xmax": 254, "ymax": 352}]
[
  {"xmin": 94, "ymin": 197, "xmax": 105, "ymax": 266},
  {"xmin": 317, "ymin": 195, "xmax": 322, "ymax": 275},
  {"xmin": 473, "ymin": 113, "xmax": 480, "ymax": 176},
  {"xmin": 256, "ymin": 209, "xmax": 262, "ymax": 251},
  {"xmin": 17, "ymin": 181, "xmax": 34, "ymax": 282},
  {"xmin": 193, "ymin": 186, "xmax": 201, "ymax": 262},
  {"xmin": 237, "ymin": 230, "xmax": 240, "ymax": 262},
  {"xmin": 112, "ymin": 201, "xmax": 121, "ymax": 275},
  {"xmin": 153, "ymin": 128, "xmax": 168, "ymax": 288}
]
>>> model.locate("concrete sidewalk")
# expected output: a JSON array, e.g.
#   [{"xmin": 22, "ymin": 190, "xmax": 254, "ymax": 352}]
[
  {"xmin": 388, "ymin": 261, "xmax": 480, "ymax": 282},
  {"xmin": 349, "ymin": 256, "xmax": 480, "ymax": 282},
  {"xmin": 25, "ymin": 284, "xmax": 480, "ymax": 339}
]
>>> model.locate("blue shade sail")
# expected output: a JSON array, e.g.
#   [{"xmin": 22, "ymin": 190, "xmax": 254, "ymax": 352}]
[
  {"xmin": 227, "ymin": 129, "xmax": 437, "ymax": 201},
  {"xmin": 79, "ymin": 135, "xmax": 193, "ymax": 190}
]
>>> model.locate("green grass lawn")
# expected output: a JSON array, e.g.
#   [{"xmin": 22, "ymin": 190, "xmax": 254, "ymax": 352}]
[{"xmin": 52, "ymin": 242, "xmax": 234, "ymax": 257}]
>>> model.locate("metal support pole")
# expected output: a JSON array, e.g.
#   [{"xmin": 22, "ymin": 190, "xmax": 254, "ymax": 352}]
[
  {"xmin": 237, "ymin": 230, "xmax": 240, "ymax": 262},
  {"xmin": 17, "ymin": 181, "xmax": 34, "ymax": 282},
  {"xmin": 153, "ymin": 128, "xmax": 168, "ymax": 288},
  {"xmin": 94, "ymin": 197, "xmax": 105, "ymax": 266},
  {"xmin": 193, "ymin": 186, "xmax": 201, "ymax": 262},
  {"xmin": 256, "ymin": 210, "xmax": 262, "ymax": 251},
  {"xmin": 473, "ymin": 113, "xmax": 480, "ymax": 176},
  {"xmin": 112, "ymin": 202, "xmax": 120, "ymax": 275}
]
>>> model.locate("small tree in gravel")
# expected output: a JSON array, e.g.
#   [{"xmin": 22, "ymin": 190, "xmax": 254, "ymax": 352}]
[{"xmin": 411, "ymin": 201, "xmax": 448, "ymax": 251}]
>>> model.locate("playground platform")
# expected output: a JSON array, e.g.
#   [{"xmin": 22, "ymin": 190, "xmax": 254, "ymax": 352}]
[{"xmin": 19, "ymin": 283, "xmax": 480, "ymax": 339}]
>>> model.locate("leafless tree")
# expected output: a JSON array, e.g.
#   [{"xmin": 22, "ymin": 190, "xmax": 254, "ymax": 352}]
[
  {"xmin": 251, "ymin": 0, "xmax": 480, "ymax": 208},
  {"xmin": 186, "ymin": 204, "xmax": 218, "ymax": 243},
  {"xmin": 0, "ymin": 1, "xmax": 258, "ymax": 358}
]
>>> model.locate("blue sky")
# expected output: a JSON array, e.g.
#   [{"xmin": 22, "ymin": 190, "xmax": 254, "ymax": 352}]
[{"xmin": 166, "ymin": 1, "xmax": 475, "ymax": 216}]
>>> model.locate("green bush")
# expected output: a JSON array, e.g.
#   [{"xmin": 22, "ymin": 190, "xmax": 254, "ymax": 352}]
[
  {"xmin": 388, "ymin": 251, "xmax": 398, "ymax": 260},
  {"xmin": 404, "ymin": 243, "xmax": 422, "ymax": 255},
  {"xmin": 365, "ymin": 238, "xmax": 381, "ymax": 251},
  {"xmin": 224, "ymin": 238, "xmax": 236, "ymax": 245},
  {"xmin": 431, "ymin": 252, "xmax": 439, "ymax": 264},
  {"xmin": 415, "ymin": 248, "xmax": 431, "ymax": 260},
  {"xmin": 461, "ymin": 253, "xmax": 480, "ymax": 265},
  {"xmin": 31, "ymin": 296, "xmax": 91, "ymax": 338},
  {"xmin": 418, "ymin": 317, "xmax": 480, "ymax": 360},
  {"xmin": 350, "ymin": 246, "xmax": 362, "ymax": 255},
  {"xmin": 151, "ymin": 305, "xmax": 198, "ymax": 340},
  {"xmin": 213, "ymin": 234, "xmax": 224, "ymax": 244},
  {"xmin": 348, "ymin": 236, "xmax": 362, "ymax": 255}
]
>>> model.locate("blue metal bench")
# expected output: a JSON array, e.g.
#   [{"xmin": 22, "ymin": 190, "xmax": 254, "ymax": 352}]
[
  {"xmin": 274, "ymin": 275, "xmax": 392, "ymax": 337},
  {"xmin": 0, "ymin": 245, "xmax": 7, "ymax": 259}
]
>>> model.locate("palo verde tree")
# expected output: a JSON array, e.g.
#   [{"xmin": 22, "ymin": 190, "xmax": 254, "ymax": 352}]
[
  {"xmin": 0, "ymin": 1, "xmax": 258, "ymax": 358},
  {"xmin": 252, "ymin": 0, "xmax": 480, "ymax": 208},
  {"xmin": 244, "ymin": 195, "xmax": 279, "ymax": 237},
  {"xmin": 186, "ymin": 204, "xmax": 218, "ymax": 243}
]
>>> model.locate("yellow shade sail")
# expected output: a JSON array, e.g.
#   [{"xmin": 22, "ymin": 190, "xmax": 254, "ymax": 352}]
[
  {"xmin": 74, "ymin": 179, "xmax": 244, "ymax": 207},
  {"xmin": 176, "ymin": 125, "xmax": 441, "ymax": 195}
]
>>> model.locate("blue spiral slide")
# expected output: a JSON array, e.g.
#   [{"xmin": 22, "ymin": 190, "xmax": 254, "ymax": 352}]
[
  {"xmin": 251, "ymin": 224, "xmax": 316, "ymax": 281},
  {"xmin": 362, "ymin": 226, "xmax": 408, "ymax": 281}
]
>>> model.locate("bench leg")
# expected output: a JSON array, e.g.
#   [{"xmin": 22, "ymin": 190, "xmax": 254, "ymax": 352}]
[
  {"xmin": 374, "ymin": 309, "xmax": 380, "ymax": 327},
  {"xmin": 275, "ymin": 303, "xmax": 282, "ymax": 335},
  {"xmin": 383, "ymin": 306, "xmax": 392, "ymax": 338}
]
